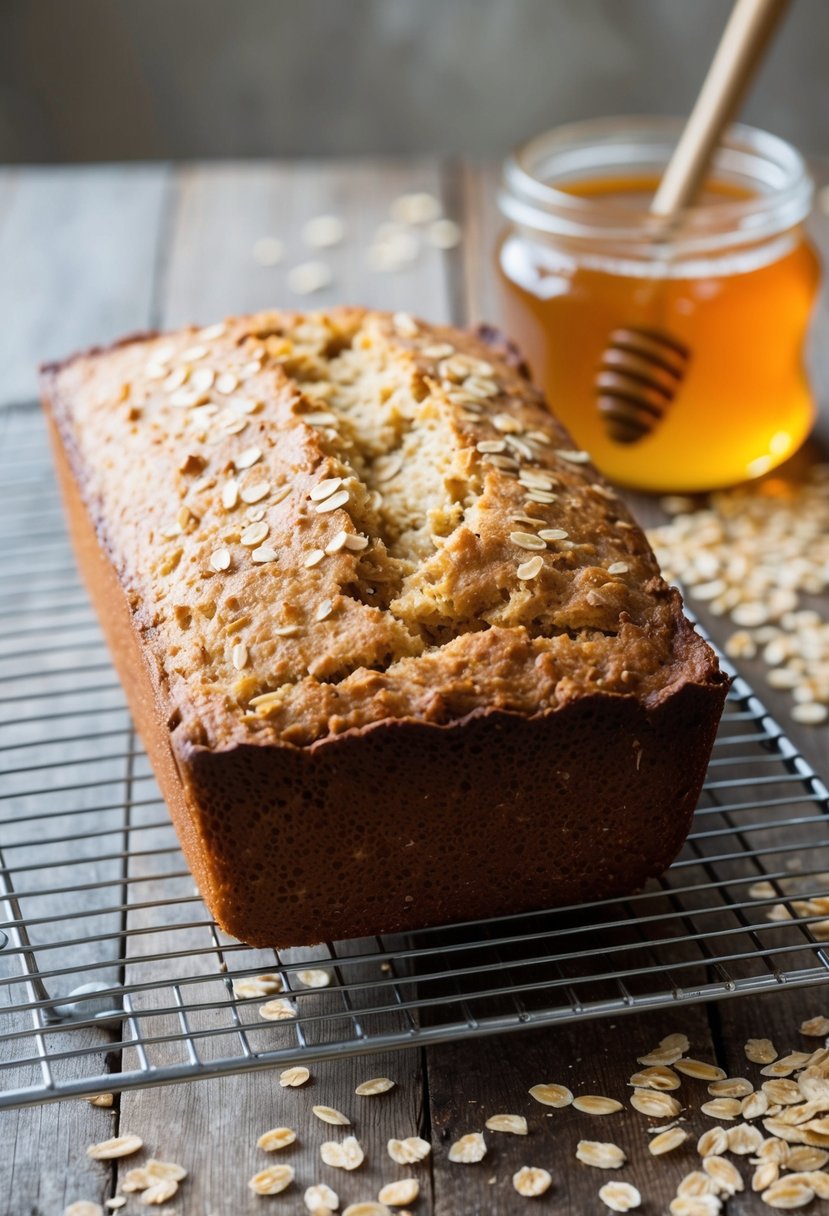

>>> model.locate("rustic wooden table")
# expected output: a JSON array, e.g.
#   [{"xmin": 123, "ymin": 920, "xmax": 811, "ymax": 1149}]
[{"xmin": 1, "ymin": 158, "xmax": 829, "ymax": 1215}]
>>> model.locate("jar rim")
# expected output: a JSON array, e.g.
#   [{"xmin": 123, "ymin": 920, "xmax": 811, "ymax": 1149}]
[{"xmin": 500, "ymin": 116, "xmax": 813, "ymax": 253}]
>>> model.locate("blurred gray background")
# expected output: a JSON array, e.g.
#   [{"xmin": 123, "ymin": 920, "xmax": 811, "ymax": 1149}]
[{"xmin": 2, "ymin": 0, "xmax": 828, "ymax": 163}]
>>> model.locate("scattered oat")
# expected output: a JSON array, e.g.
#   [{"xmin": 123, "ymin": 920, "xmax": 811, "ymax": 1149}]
[
  {"xmin": 638, "ymin": 1034, "xmax": 690, "ymax": 1066},
  {"xmin": 145, "ymin": 1161, "xmax": 186, "ymax": 1183},
  {"xmin": 104, "ymin": 1201, "xmax": 126, "ymax": 1212},
  {"xmin": 726, "ymin": 1123, "xmax": 764, "ymax": 1155},
  {"xmin": 305, "ymin": 548, "xmax": 326, "ymax": 568},
  {"xmin": 760, "ymin": 1177, "xmax": 815, "ymax": 1207},
  {"xmin": 297, "ymin": 968, "xmax": 331, "ymax": 989},
  {"xmin": 448, "ymin": 1132, "xmax": 487, "ymax": 1163},
  {"xmin": 703, "ymin": 1155, "xmax": 744, "ymax": 1195},
  {"xmin": 249, "ymin": 1164, "xmax": 295, "ymax": 1195},
  {"xmin": 741, "ymin": 1090, "xmax": 769, "ymax": 1120},
  {"xmin": 304, "ymin": 1181, "xmax": 340, "ymax": 1212},
  {"xmin": 251, "ymin": 545, "xmax": 278, "ymax": 563},
  {"xmin": 355, "ymin": 1077, "xmax": 395, "ymax": 1096},
  {"xmin": 512, "ymin": 1166, "xmax": 553, "ymax": 1198},
  {"xmin": 649, "ymin": 473, "xmax": 829, "ymax": 728},
  {"xmin": 630, "ymin": 1088, "xmax": 682, "ymax": 1118},
  {"xmin": 85, "ymin": 1093, "xmax": 114, "ymax": 1108},
  {"xmin": 801, "ymin": 1016, "xmax": 829, "ymax": 1037},
  {"xmin": 762, "ymin": 1052, "xmax": 813, "ymax": 1077},
  {"xmin": 753, "ymin": 1162, "xmax": 781, "ymax": 1191},
  {"xmin": 313, "ymin": 1105, "xmax": 351, "ymax": 1126},
  {"xmin": 700, "ymin": 1098, "xmax": 742, "ymax": 1120},
  {"xmin": 529, "ymin": 1083, "xmax": 573, "ymax": 1108},
  {"xmin": 650, "ymin": 1127, "xmax": 689, "ymax": 1155},
  {"xmin": 426, "ymin": 218, "xmax": 462, "ymax": 249},
  {"xmin": 762, "ymin": 1079, "xmax": 803, "ymax": 1105},
  {"xmin": 231, "ymin": 640, "xmax": 248, "ymax": 670},
  {"xmin": 674, "ymin": 1059, "xmax": 726, "ymax": 1081},
  {"xmin": 576, "ymin": 1140, "xmax": 627, "ymax": 1169},
  {"xmin": 367, "ymin": 229, "xmax": 419, "ymax": 271},
  {"xmin": 321, "ymin": 1137, "xmax": 364, "ymax": 1170},
  {"xmin": 390, "ymin": 192, "xmax": 442, "ymax": 225},
  {"xmin": 669, "ymin": 1197, "xmax": 722, "ymax": 1215},
  {"xmin": 288, "ymin": 261, "xmax": 333, "ymax": 295},
  {"xmin": 86, "ymin": 1135, "xmax": 143, "ymax": 1160},
  {"xmin": 607, "ymin": 562, "xmax": 629, "ymax": 575},
  {"xmin": 708, "ymin": 1077, "xmax": 754, "ymax": 1098},
  {"xmin": 378, "ymin": 1178, "xmax": 419, "ymax": 1206},
  {"xmin": 253, "ymin": 236, "xmax": 285, "ymax": 266},
  {"xmin": 678, "ymin": 1171, "xmax": 717, "ymax": 1198},
  {"xmin": 747, "ymin": 1038, "xmax": 779, "ymax": 1064},
  {"xmin": 233, "ymin": 973, "xmax": 283, "ymax": 999},
  {"xmin": 303, "ymin": 216, "xmax": 345, "ymax": 248},
  {"xmin": 140, "ymin": 1178, "xmax": 178, "ymax": 1205},
  {"xmin": 342, "ymin": 1205, "xmax": 390, "ymax": 1216},
  {"xmin": 485, "ymin": 1114, "xmax": 528, "ymax": 1134},
  {"xmin": 698, "ymin": 1127, "xmax": 729, "ymax": 1157},
  {"xmin": 387, "ymin": 1136, "xmax": 431, "ymax": 1164},
  {"xmin": 122, "ymin": 1170, "xmax": 151, "ymax": 1193},
  {"xmin": 599, "ymin": 1180, "xmax": 641, "ymax": 1211},
  {"xmin": 629, "ymin": 1066, "xmax": 681, "ymax": 1091},
  {"xmin": 280, "ymin": 1066, "xmax": 311, "ymax": 1087},
  {"xmin": 259, "ymin": 998, "xmax": 297, "ymax": 1020},
  {"xmin": 258, "ymin": 1127, "xmax": 297, "ymax": 1152},
  {"xmin": 573, "ymin": 1096, "xmax": 624, "ymax": 1116},
  {"xmin": 792, "ymin": 703, "xmax": 829, "ymax": 725}
]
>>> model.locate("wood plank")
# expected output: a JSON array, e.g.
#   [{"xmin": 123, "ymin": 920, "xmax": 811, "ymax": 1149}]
[
  {"xmin": 113, "ymin": 157, "xmax": 459, "ymax": 1213},
  {"xmin": 0, "ymin": 164, "xmax": 169, "ymax": 408}
]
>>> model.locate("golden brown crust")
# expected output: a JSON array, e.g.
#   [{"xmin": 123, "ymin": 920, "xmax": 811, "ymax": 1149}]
[{"xmin": 42, "ymin": 308, "xmax": 729, "ymax": 946}]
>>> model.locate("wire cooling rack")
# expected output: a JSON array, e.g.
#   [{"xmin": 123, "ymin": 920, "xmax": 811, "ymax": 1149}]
[{"xmin": 3, "ymin": 404, "xmax": 829, "ymax": 1112}]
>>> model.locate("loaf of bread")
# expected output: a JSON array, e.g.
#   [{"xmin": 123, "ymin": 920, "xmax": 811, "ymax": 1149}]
[{"xmin": 42, "ymin": 308, "xmax": 728, "ymax": 948}]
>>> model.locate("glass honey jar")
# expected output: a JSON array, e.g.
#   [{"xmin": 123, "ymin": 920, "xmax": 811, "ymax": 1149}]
[{"xmin": 498, "ymin": 118, "xmax": 819, "ymax": 492}]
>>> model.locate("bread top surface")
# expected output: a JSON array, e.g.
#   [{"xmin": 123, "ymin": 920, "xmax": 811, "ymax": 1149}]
[{"xmin": 43, "ymin": 307, "xmax": 720, "ymax": 750}]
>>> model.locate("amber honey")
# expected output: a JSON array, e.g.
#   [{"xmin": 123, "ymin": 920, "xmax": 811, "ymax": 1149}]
[{"xmin": 498, "ymin": 120, "xmax": 819, "ymax": 492}]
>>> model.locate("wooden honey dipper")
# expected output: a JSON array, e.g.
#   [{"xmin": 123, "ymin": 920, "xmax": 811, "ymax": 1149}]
[{"xmin": 597, "ymin": 0, "xmax": 790, "ymax": 444}]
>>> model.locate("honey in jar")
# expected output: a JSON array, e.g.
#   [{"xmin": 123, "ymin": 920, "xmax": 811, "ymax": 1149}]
[{"xmin": 498, "ymin": 119, "xmax": 819, "ymax": 492}]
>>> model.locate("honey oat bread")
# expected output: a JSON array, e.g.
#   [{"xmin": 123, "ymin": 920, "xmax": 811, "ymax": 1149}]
[{"xmin": 41, "ymin": 308, "xmax": 728, "ymax": 947}]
